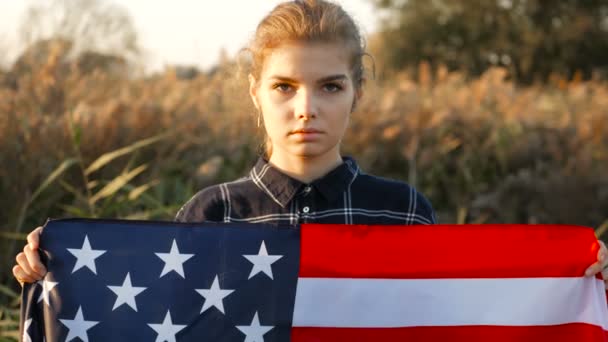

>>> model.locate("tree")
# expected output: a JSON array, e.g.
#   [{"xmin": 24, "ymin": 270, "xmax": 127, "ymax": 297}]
[
  {"xmin": 371, "ymin": 0, "xmax": 608, "ymax": 82},
  {"xmin": 19, "ymin": 0, "xmax": 140, "ymax": 61}
]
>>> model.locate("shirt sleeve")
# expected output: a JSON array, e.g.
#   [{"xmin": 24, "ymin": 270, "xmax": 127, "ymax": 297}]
[
  {"xmin": 174, "ymin": 185, "xmax": 225, "ymax": 223},
  {"xmin": 409, "ymin": 188, "xmax": 438, "ymax": 225}
]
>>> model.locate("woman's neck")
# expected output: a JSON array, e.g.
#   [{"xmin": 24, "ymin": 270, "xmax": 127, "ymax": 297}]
[{"xmin": 268, "ymin": 150, "xmax": 343, "ymax": 184}]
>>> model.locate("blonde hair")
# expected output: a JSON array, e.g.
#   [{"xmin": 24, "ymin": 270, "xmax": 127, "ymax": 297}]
[{"xmin": 242, "ymin": 0, "xmax": 371, "ymax": 158}]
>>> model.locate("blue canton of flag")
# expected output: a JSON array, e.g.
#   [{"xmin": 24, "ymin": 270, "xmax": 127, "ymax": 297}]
[{"xmin": 20, "ymin": 218, "xmax": 301, "ymax": 341}]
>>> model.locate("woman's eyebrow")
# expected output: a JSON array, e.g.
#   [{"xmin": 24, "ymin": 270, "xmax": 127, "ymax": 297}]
[
  {"xmin": 317, "ymin": 74, "xmax": 347, "ymax": 83},
  {"xmin": 268, "ymin": 74, "xmax": 348, "ymax": 83},
  {"xmin": 268, "ymin": 76, "xmax": 297, "ymax": 83}
]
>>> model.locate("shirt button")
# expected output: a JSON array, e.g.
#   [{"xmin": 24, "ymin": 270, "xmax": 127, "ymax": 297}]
[
  {"xmin": 302, "ymin": 206, "xmax": 310, "ymax": 213},
  {"xmin": 304, "ymin": 186, "xmax": 312, "ymax": 193}
]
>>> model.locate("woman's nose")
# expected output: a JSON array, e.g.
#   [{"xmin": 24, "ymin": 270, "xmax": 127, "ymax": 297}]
[{"xmin": 293, "ymin": 89, "xmax": 318, "ymax": 120}]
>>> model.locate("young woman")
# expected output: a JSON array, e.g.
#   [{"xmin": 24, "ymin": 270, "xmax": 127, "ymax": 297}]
[{"xmin": 12, "ymin": 0, "xmax": 608, "ymax": 286}]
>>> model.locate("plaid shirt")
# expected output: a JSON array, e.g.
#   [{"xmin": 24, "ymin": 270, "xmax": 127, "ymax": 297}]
[{"xmin": 175, "ymin": 156, "xmax": 437, "ymax": 225}]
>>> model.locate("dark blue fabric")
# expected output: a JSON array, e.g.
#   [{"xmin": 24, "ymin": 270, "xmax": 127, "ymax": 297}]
[{"xmin": 21, "ymin": 218, "xmax": 300, "ymax": 341}]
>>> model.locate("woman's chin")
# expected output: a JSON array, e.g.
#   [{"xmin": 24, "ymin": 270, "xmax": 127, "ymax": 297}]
[{"xmin": 288, "ymin": 145, "xmax": 336, "ymax": 159}]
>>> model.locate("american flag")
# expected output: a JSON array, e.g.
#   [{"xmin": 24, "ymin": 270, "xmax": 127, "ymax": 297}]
[{"xmin": 21, "ymin": 219, "xmax": 608, "ymax": 341}]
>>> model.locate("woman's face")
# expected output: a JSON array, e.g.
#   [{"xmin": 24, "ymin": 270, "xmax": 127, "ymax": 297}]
[{"xmin": 249, "ymin": 41, "xmax": 360, "ymax": 161}]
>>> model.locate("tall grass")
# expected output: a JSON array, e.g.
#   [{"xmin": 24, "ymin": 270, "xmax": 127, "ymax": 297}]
[{"xmin": 1, "ymin": 40, "xmax": 607, "ymax": 339}]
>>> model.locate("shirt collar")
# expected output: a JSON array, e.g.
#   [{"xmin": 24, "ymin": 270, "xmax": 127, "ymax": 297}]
[{"xmin": 249, "ymin": 156, "xmax": 360, "ymax": 208}]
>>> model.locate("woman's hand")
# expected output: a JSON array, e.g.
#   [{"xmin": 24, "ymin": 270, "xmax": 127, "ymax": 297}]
[
  {"xmin": 12, "ymin": 227, "xmax": 47, "ymax": 285},
  {"xmin": 584, "ymin": 240, "xmax": 608, "ymax": 287}
]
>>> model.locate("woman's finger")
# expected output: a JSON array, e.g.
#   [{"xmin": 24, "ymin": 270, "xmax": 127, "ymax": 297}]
[
  {"xmin": 27, "ymin": 227, "xmax": 43, "ymax": 250},
  {"xmin": 598, "ymin": 241, "xmax": 608, "ymax": 263},
  {"xmin": 12, "ymin": 265, "xmax": 36, "ymax": 284},
  {"xmin": 15, "ymin": 253, "xmax": 41, "ymax": 281},
  {"xmin": 602, "ymin": 266, "xmax": 608, "ymax": 279},
  {"xmin": 585, "ymin": 240, "xmax": 608, "ymax": 276},
  {"xmin": 23, "ymin": 244, "xmax": 46, "ymax": 277},
  {"xmin": 585, "ymin": 262, "xmax": 602, "ymax": 276}
]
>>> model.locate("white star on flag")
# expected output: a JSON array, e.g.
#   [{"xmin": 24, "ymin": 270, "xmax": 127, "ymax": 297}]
[
  {"xmin": 243, "ymin": 241, "xmax": 283, "ymax": 279},
  {"xmin": 195, "ymin": 274, "xmax": 235, "ymax": 314},
  {"xmin": 107, "ymin": 272, "xmax": 147, "ymax": 311},
  {"xmin": 22, "ymin": 318, "xmax": 32, "ymax": 342},
  {"xmin": 155, "ymin": 239, "xmax": 195, "ymax": 278},
  {"xmin": 58, "ymin": 306, "xmax": 99, "ymax": 342},
  {"xmin": 67, "ymin": 235, "xmax": 106, "ymax": 274},
  {"xmin": 147, "ymin": 310, "xmax": 187, "ymax": 342},
  {"xmin": 236, "ymin": 311, "xmax": 274, "ymax": 342},
  {"xmin": 36, "ymin": 278, "xmax": 58, "ymax": 306}
]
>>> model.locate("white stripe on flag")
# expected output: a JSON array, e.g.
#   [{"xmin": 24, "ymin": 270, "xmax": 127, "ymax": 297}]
[{"xmin": 292, "ymin": 277, "xmax": 608, "ymax": 329}]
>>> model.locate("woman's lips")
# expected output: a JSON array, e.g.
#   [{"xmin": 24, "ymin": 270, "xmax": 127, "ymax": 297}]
[
  {"xmin": 289, "ymin": 129, "xmax": 323, "ymax": 141},
  {"xmin": 290, "ymin": 128, "xmax": 322, "ymax": 134}
]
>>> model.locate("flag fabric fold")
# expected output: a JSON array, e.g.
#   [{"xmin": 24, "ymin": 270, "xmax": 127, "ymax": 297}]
[{"xmin": 20, "ymin": 219, "xmax": 608, "ymax": 341}]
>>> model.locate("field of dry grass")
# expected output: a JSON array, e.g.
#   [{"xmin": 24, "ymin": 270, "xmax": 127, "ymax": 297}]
[{"xmin": 1, "ymin": 39, "xmax": 607, "ymax": 339}]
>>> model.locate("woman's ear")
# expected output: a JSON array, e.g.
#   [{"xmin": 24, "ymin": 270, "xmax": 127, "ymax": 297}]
[{"xmin": 248, "ymin": 74, "xmax": 259, "ymax": 110}]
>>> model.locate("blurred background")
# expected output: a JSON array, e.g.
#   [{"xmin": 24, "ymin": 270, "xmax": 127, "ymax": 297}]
[{"xmin": 1, "ymin": 0, "xmax": 607, "ymax": 339}]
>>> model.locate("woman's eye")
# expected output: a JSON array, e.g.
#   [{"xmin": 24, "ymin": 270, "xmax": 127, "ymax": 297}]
[
  {"xmin": 273, "ymin": 83, "xmax": 293, "ymax": 92},
  {"xmin": 323, "ymin": 83, "xmax": 343, "ymax": 92}
]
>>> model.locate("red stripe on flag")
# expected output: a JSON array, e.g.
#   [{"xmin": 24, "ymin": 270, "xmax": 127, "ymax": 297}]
[
  {"xmin": 299, "ymin": 224, "xmax": 599, "ymax": 279},
  {"xmin": 291, "ymin": 324, "xmax": 608, "ymax": 342}
]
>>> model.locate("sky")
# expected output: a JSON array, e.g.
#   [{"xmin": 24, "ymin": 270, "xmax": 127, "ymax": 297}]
[{"xmin": 0, "ymin": 0, "xmax": 378, "ymax": 72}]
